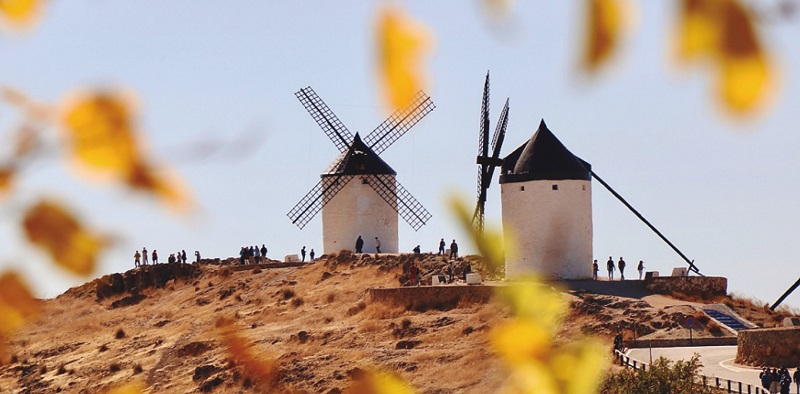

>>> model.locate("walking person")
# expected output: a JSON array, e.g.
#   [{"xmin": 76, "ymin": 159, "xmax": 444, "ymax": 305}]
[
  {"xmin": 152, "ymin": 250, "xmax": 158, "ymax": 265},
  {"xmin": 142, "ymin": 247, "xmax": 148, "ymax": 265},
  {"xmin": 375, "ymin": 237, "xmax": 381, "ymax": 253},
  {"xmin": 592, "ymin": 260, "xmax": 599, "ymax": 280},
  {"xmin": 355, "ymin": 236, "xmax": 364, "ymax": 253},
  {"xmin": 438, "ymin": 238, "xmax": 446, "ymax": 255},
  {"xmin": 637, "ymin": 260, "xmax": 645, "ymax": 280},
  {"xmin": 606, "ymin": 256, "xmax": 614, "ymax": 280},
  {"xmin": 134, "ymin": 250, "xmax": 141, "ymax": 267},
  {"xmin": 449, "ymin": 239, "xmax": 458, "ymax": 259},
  {"xmin": 301, "ymin": 246, "xmax": 306, "ymax": 262},
  {"xmin": 618, "ymin": 257, "xmax": 626, "ymax": 280}
]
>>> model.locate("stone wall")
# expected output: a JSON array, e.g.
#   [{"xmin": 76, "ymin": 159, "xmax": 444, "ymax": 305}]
[
  {"xmin": 645, "ymin": 276, "xmax": 727, "ymax": 299},
  {"xmin": 736, "ymin": 327, "xmax": 800, "ymax": 366}
]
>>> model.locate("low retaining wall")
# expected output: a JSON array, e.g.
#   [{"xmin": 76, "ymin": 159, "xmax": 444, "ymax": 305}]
[
  {"xmin": 624, "ymin": 336, "xmax": 737, "ymax": 349},
  {"xmin": 368, "ymin": 285, "xmax": 494, "ymax": 311},
  {"xmin": 645, "ymin": 276, "xmax": 727, "ymax": 299},
  {"xmin": 736, "ymin": 327, "xmax": 800, "ymax": 366}
]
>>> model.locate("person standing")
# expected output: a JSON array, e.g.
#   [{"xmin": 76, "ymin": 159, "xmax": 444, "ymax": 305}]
[
  {"xmin": 793, "ymin": 367, "xmax": 800, "ymax": 394},
  {"xmin": 142, "ymin": 247, "xmax": 148, "ymax": 265},
  {"xmin": 152, "ymin": 250, "xmax": 159, "ymax": 265},
  {"xmin": 181, "ymin": 250, "xmax": 187, "ymax": 264},
  {"xmin": 355, "ymin": 236, "xmax": 364, "ymax": 253},
  {"xmin": 449, "ymin": 240, "xmax": 458, "ymax": 259},
  {"xmin": 309, "ymin": 249, "xmax": 315, "ymax": 261},
  {"xmin": 592, "ymin": 260, "xmax": 599, "ymax": 280},
  {"xmin": 606, "ymin": 257, "xmax": 614, "ymax": 280},
  {"xmin": 375, "ymin": 237, "xmax": 381, "ymax": 253},
  {"xmin": 438, "ymin": 238, "xmax": 446, "ymax": 255},
  {"xmin": 260, "ymin": 244, "xmax": 268, "ymax": 260},
  {"xmin": 195, "ymin": 250, "xmax": 201, "ymax": 263},
  {"xmin": 618, "ymin": 257, "xmax": 626, "ymax": 280},
  {"xmin": 637, "ymin": 260, "xmax": 645, "ymax": 280},
  {"xmin": 301, "ymin": 246, "xmax": 306, "ymax": 262},
  {"xmin": 134, "ymin": 250, "xmax": 141, "ymax": 267}
]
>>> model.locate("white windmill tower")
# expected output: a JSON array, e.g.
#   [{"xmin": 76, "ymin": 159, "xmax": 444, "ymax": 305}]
[
  {"xmin": 499, "ymin": 119, "xmax": 593, "ymax": 280},
  {"xmin": 287, "ymin": 87, "xmax": 435, "ymax": 254}
]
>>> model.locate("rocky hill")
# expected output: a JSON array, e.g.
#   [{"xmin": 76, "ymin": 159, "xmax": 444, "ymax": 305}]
[{"xmin": 0, "ymin": 252, "xmax": 792, "ymax": 393}]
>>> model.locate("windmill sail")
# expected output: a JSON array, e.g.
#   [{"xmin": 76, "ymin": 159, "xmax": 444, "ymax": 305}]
[
  {"xmin": 287, "ymin": 175, "xmax": 355, "ymax": 229},
  {"xmin": 364, "ymin": 174, "xmax": 432, "ymax": 231},
  {"xmin": 295, "ymin": 87, "xmax": 353, "ymax": 153},
  {"xmin": 364, "ymin": 90, "xmax": 436, "ymax": 155}
]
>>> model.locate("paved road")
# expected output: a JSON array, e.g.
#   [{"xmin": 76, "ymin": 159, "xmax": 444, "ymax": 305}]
[{"xmin": 627, "ymin": 346, "xmax": 769, "ymax": 390}]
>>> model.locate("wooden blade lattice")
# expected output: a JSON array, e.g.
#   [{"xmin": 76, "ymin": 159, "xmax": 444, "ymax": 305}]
[
  {"xmin": 364, "ymin": 91, "xmax": 435, "ymax": 155},
  {"xmin": 295, "ymin": 87, "xmax": 353, "ymax": 153},
  {"xmin": 364, "ymin": 174, "xmax": 432, "ymax": 231},
  {"xmin": 287, "ymin": 175, "xmax": 354, "ymax": 229}
]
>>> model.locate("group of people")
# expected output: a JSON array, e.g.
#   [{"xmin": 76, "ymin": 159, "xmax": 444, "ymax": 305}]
[
  {"xmin": 760, "ymin": 366, "xmax": 799, "ymax": 394},
  {"xmin": 300, "ymin": 246, "xmax": 315, "ymax": 262},
  {"xmin": 239, "ymin": 244, "xmax": 269, "ymax": 265},
  {"xmin": 134, "ymin": 247, "xmax": 199, "ymax": 267},
  {"xmin": 437, "ymin": 238, "xmax": 458, "ymax": 259},
  {"xmin": 592, "ymin": 257, "xmax": 646, "ymax": 281},
  {"xmin": 354, "ymin": 235, "xmax": 381, "ymax": 254}
]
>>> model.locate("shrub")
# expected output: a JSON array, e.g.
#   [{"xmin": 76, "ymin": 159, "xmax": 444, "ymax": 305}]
[{"xmin": 601, "ymin": 355, "xmax": 724, "ymax": 394}]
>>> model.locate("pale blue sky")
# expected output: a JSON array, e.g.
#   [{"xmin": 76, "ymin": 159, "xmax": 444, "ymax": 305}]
[{"xmin": 2, "ymin": 2, "xmax": 800, "ymax": 309}]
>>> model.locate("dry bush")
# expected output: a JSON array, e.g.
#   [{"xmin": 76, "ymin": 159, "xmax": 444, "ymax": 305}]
[
  {"xmin": 218, "ymin": 267, "xmax": 232, "ymax": 278},
  {"xmin": 362, "ymin": 302, "xmax": 405, "ymax": 320},
  {"xmin": 291, "ymin": 297, "xmax": 304, "ymax": 308},
  {"xmin": 347, "ymin": 301, "xmax": 367, "ymax": 316},
  {"xmin": 115, "ymin": 328, "xmax": 126, "ymax": 339},
  {"xmin": 357, "ymin": 319, "xmax": 385, "ymax": 333},
  {"xmin": 325, "ymin": 292, "xmax": 336, "ymax": 303},
  {"xmin": 280, "ymin": 288, "xmax": 295, "ymax": 300}
]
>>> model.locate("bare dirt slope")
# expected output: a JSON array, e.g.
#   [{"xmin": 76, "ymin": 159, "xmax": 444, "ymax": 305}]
[{"xmin": 0, "ymin": 253, "xmax": 791, "ymax": 393}]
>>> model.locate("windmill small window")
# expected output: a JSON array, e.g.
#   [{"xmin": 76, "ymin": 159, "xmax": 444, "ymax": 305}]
[
  {"xmin": 361, "ymin": 177, "xmax": 369, "ymax": 185},
  {"xmin": 552, "ymin": 184, "xmax": 558, "ymax": 190}
]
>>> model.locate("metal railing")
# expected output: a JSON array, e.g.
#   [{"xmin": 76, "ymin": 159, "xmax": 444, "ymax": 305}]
[{"xmin": 614, "ymin": 350, "xmax": 769, "ymax": 394}]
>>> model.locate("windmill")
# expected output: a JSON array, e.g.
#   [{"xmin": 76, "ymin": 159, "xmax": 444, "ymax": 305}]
[
  {"xmin": 472, "ymin": 72, "xmax": 510, "ymax": 234},
  {"xmin": 287, "ymin": 86, "xmax": 435, "ymax": 254}
]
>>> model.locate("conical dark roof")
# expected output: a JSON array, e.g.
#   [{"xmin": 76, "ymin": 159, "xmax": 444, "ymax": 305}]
[
  {"xmin": 323, "ymin": 133, "xmax": 396, "ymax": 176},
  {"xmin": 499, "ymin": 119, "xmax": 590, "ymax": 183}
]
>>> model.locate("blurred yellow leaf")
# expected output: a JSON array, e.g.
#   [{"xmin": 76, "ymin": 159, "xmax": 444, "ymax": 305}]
[
  {"xmin": 676, "ymin": 0, "xmax": 718, "ymax": 61},
  {"xmin": 376, "ymin": 4, "xmax": 431, "ymax": 111},
  {"xmin": 104, "ymin": 381, "xmax": 144, "ymax": 394},
  {"xmin": 581, "ymin": 0, "xmax": 624, "ymax": 72},
  {"xmin": 448, "ymin": 194, "xmax": 506, "ymax": 267},
  {"xmin": 216, "ymin": 317, "xmax": 278, "ymax": 383},
  {"xmin": 496, "ymin": 282, "xmax": 567, "ymax": 334},
  {"xmin": 480, "ymin": 0, "xmax": 515, "ymax": 21},
  {"xmin": 499, "ymin": 362, "xmax": 559, "ymax": 394},
  {"xmin": 490, "ymin": 319, "xmax": 551, "ymax": 365},
  {"xmin": 22, "ymin": 200, "xmax": 105, "ymax": 276},
  {"xmin": 675, "ymin": 0, "xmax": 772, "ymax": 114},
  {"xmin": 0, "ymin": 166, "xmax": 13, "ymax": 196},
  {"xmin": 61, "ymin": 90, "xmax": 139, "ymax": 178},
  {"xmin": 346, "ymin": 369, "xmax": 415, "ymax": 394},
  {"xmin": 555, "ymin": 340, "xmax": 608, "ymax": 394},
  {"xmin": 0, "ymin": 0, "xmax": 43, "ymax": 27},
  {"xmin": 0, "ymin": 271, "xmax": 40, "ymax": 336},
  {"xmin": 717, "ymin": 0, "xmax": 772, "ymax": 113},
  {"xmin": 127, "ymin": 161, "xmax": 192, "ymax": 213}
]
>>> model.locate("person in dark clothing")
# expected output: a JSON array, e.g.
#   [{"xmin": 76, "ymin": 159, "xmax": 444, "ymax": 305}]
[
  {"xmin": 449, "ymin": 240, "xmax": 458, "ymax": 259},
  {"xmin": 260, "ymin": 244, "xmax": 268, "ymax": 259},
  {"xmin": 239, "ymin": 247, "xmax": 246, "ymax": 265},
  {"xmin": 181, "ymin": 250, "xmax": 187, "ymax": 264},
  {"xmin": 168, "ymin": 253, "xmax": 176, "ymax": 264},
  {"xmin": 761, "ymin": 368, "xmax": 772, "ymax": 392},
  {"xmin": 592, "ymin": 260, "xmax": 599, "ymax": 280},
  {"xmin": 375, "ymin": 237, "xmax": 381, "ymax": 253},
  {"xmin": 412, "ymin": 245, "xmax": 421, "ymax": 254},
  {"xmin": 152, "ymin": 250, "xmax": 159, "ymax": 264},
  {"xmin": 438, "ymin": 238, "xmax": 445, "ymax": 255},
  {"xmin": 309, "ymin": 249, "xmax": 315, "ymax": 261},
  {"xmin": 301, "ymin": 246, "xmax": 306, "ymax": 262},
  {"xmin": 637, "ymin": 260, "xmax": 645, "ymax": 280},
  {"xmin": 793, "ymin": 367, "xmax": 800, "ymax": 394},
  {"xmin": 618, "ymin": 257, "xmax": 626, "ymax": 280},
  {"xmin": 355, "ymin": 236, "xmax": 364, "ymax": 253},
  {"xmin": 606, "ymin": 257, "xmax": 614, "ymax": 280},
  {"xmin": 780, "ymin": 373, "xmax": 790, "ymax": 394}
]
